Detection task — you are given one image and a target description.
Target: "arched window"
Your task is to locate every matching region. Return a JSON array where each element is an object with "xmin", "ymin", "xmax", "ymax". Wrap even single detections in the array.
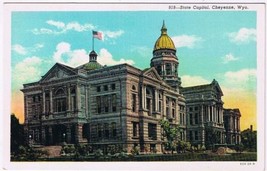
[
  {"xmin": 132, "ymin": 85, "xmax": 136, "ymax": 91},
  {"xmin": 55, "ymin": 88, "xmax": 66, "ymax": 112}
]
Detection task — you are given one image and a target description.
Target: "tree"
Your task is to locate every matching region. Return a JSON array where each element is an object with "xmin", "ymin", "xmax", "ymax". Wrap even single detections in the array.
[
  {"xmin": 204, "ymin": 127, "xmax": 221, "ymax": 150},
  {"xmin": 241, "ymin": 128, "xmax": 257, "ymax": 152},
  {"xmin": 159, "ymin": 120, "xmax": 179, "ymax": 154},
  {"xmin": 11, "ymin": 114, "xmax": 25, "ymax": 154}
]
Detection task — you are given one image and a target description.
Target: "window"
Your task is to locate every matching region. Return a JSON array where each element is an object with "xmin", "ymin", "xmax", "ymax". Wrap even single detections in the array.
[
  {"xmin": 133, "ymin": 122, "xmax": 138, "ymax": 137},
  {"xmin": 104, "ymin": 85, "xmax": 108, "ymax": 91},
  {"xmin": 96, "ymin": 96, "xmax": 101, "ymax": 114},
  {"xmin": 195, "ymin": 131, "xmax": 199, "ymax": 141},
  {"xmin": 195, "ymin": 113, "xmax": 199, "ymax": 124},
  {"xmin": 97, "ymin": 86, "xmax": 101, "ymax": 92},
  {"xmin": 71, "ymin": 96, "xmax": 76, "ymax": 111},
  {"xmin": 112, "ymin": 94, "xmax": 117, "ymax": 112},
  {"xmin": 148, "ymin": 123, "xmax": 157, "ymax": 140},
  {"xmin": 131, "ymin": 94, "xmax": 136, "ymax": 112},
  {"xmin": 146, "ymin": 98, "xmax": 151, "ymax": 114},
  {"xmin": 104, "ymin": 95, "xmax": 109, "ymax": 113},
  {"xmin": 172, "ymin": 109, "xmax": 175, "ymax": 118},
  {"xmin": 180, "ymin": 113, "xmax": 183, "ymax": 125},
  {"xmin": 156, "ymin": 65, "xmax": 162, "ymax": 75},
  {"xmin": 189, "ymin": 131, "xmax": 193, "ymax": 141},
  {"xmin": 132, "ymin": 85, "xmax": 136, "ymax": 91},
  {"xmin": 97, "ymin": 124, "xmax": 102, "ymax": 138},
  {"xmin": 111, "ymin": 122, "xmax": 117, "ymax": 137},
  {"xmin": 189, "ymin": 113, "xmax": 193, "ymax": 125},
  {"xmin": 111, "ymin": 84, "xmax": 116, "ymax": 90},
  {"xmin": 104, "ymin": 123, "xmax": 109, "ymax": 139},
  {"xmin": 166, "ymin": 63, "xmax": 171, "ymax": 75},
  {"xmin": 33, "ymin": 96, "xmax": 36, "ymax": 102},
  {"xmin": 159, "ymin": 101, "xmax": 162, "ymax": 112},
  {"xmin": 45, "ymin": 100, "xmax": 50, "ymax": 113},
  {"xmin": 55, "ymin": 98, "xmax": 66, "ymax": 112},
  {"xmin": 189, "ymin": 107, "xmax": 193, "ymax": 112},
  {"xmin": 194, "ymin": 106, "xmax": 198, "ymax": 111},
  {"xmin": 166, "ymin": 107, "xmax": 169, "ymax": 118}
]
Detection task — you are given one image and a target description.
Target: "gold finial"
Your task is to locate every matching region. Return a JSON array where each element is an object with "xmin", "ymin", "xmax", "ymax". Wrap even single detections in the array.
[{"xmin": 161, "ymin": 20, "xmax": 167, "ymax": 34}]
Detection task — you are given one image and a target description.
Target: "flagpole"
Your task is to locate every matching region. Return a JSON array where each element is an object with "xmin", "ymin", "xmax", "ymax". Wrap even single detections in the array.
[{"xmin": 92, "ymin": 32, "xmax": 94, "ymax": 51}]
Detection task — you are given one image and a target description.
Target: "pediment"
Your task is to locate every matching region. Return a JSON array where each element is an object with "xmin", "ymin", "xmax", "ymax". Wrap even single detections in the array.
[
  {"xmin": 211, "ymin": 79, "xmax": 224, "ymax": 96},
  {"xmin": 142, "ymin": 67, "xmax": 162, "ymax": 82},
  {"xmin": 40, "ymin": 63, "xmax": 76, "ymax": 82}
]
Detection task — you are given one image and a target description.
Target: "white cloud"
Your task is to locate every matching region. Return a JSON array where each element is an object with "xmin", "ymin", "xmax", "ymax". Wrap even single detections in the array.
[
  {"xmin": 103, "ymin": 30, "xmax": 124, "ymax": 39},
  {"xmin": 131, "ymin": 46, "xmax": 151, "ymax": 58},
  {"xmin": 224, "ymin": 68, "xmax": 256, "ymax": 86},
  {"xmin": 98, "ymin": 48, "xmax": 135, "ymax": 66},
  {"xmin": 32, "ymin": 20, "xmax": 96, "ymax": 35},
  {"xmin": 52, "ymin": 42, "xmax": 134, "ymax": 67},
  {"xmin": 228, "ymin": 28, "xmax": 256, "ymax": 44},
  {"xmin": 222, "ymin": 53, "xmax": 239, "ymax": 64},
  {"xmin": 12, "ymin": 56, "xmax": 42, "ymax": 89},
  {"xmin": 181, "ymin": 75, "xmax": 210, "ymax": 87},
  {"xmin": 12, "ymin": 44, "xmax": 27, "ymax": 55},
  {"xmin": 46, "ymin": 20, "xmax": 65, "ymax": 29},
  {"xmin": 172, "ymin": 35, "xmax": 203, "ymax": 48},
  {"xmin": 12, "ymin": 43, "xmax": 44, "ymax": 55}
]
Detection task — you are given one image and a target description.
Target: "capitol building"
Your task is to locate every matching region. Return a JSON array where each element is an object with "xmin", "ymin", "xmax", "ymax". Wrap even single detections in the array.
[{"xmin": 21, "ymin": 21, "xmax": 241, "ymax": 153}]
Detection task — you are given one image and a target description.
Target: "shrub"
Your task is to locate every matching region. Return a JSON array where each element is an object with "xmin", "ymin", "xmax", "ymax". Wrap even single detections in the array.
[{"xmin": 130, "ymin": 146, "xmax": 140, "ymax": 155}]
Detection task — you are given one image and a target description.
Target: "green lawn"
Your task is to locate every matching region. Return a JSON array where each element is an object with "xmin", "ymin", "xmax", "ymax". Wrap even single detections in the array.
[{"xmin": 13, "ymin": 152, "xmax": 256, "ymax": 162}]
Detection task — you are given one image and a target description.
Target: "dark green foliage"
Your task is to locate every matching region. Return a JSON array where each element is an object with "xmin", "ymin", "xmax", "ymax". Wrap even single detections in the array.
[
  {"xmin": 11, "ymin": 114, "xmax": 25, "ymax": 154},
  {"xmin": 241, "ymin": 128, "xmax": 257, "ymax": 152},
  {"xmin": 205, "ymin": 127, "xmax": 221, "ymax": 150},
  {"xmin": 234, "ymin": 143, "xmax": 245, "ymax": 154},
  {"xmin": 11, "ymin": 145, "xmax": 48, "ymax": 161},
  {"xmin": 159, "ymin": 119, "xmax": 179, "ymax": 154}
]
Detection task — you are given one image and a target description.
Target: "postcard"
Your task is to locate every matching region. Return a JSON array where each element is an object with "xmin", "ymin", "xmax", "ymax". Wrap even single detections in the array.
[{"xmin": 1, "ymin": 1, "xmax": 266, "ymax": 171}]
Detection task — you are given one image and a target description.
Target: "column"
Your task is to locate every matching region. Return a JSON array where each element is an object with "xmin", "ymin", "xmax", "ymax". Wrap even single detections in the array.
[
  {"xmin": 49, "ymin": 88, "xmax": 53, "ymax": 113},
  {"xmin": 67, "ymin": 85, "xmax": 71, "ymax": 112},
  {"xmin": 207, "ymin": 105, "xmax": 210, "ymax": 121},
  {"xmin": 42, "ymin": 90, "xmax": 46, "ymax": 114},
  {"xmin": 155, "ymin": 89, "xmax": 158, "ymax": 112},
  {"xmin": 143, "ymin": 85, "xmax": 146, "ymax": 109},
  {"xmin": 200, "ymin": 105, "xmax": 204, "ymax": 124},
  {"xmin": 76, "ymin": 84, "xmax": 81, "ymax": 112}
]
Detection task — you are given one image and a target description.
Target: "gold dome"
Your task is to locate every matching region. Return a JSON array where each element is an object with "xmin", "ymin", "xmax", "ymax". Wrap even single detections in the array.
[{"xmin": 153, "ymin": 21, "xmax": 176, "ymax": 51}]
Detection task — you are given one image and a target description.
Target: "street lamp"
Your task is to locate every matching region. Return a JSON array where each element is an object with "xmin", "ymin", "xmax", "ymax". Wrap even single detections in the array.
[{"xmin": 63, "ymin": 133, "xmax": 66, "ymax": 143}]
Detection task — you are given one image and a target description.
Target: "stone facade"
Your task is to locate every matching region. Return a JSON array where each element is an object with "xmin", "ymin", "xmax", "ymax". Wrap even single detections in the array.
[
  {"xmin": 21, "ymin": 21, "xmax": 241, "ymax": 153},
  {"xmin": 181, "ymin": 80, "xmax": 225, "ymax": 147},
  {"xmin": 223, "ymin": 109, "xmax": 241, "ymax": 144}
]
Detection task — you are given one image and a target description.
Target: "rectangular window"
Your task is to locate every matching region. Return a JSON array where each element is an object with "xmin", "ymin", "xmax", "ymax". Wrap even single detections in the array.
[
  {"xmin": 111, "ymin": 122, "xmax": 117, "ymax": 137},
  {"xmin": 132, "ymin": 94, "xmax": 136, "ymax": 112},
  {"xmin": 97, "ymin": 86, "xmax": 101, "ymax": 92},
  {"xmin": 148, "ymin": 123, "xmax": 157, "ymax": 140},
  {"xmin": 195, "ymin": 131, "xmax": 199, "ymax": 141},
  {"xmin": 189, "ymin": 107, "xmax": 193, "ymax": 112},
  {"xmin": 190, "ymin": 113, "xmax": 193, "ymax": 125},
  {"xmin": 166, "ymin": 63, "xmax": 171, "ymax": 75},
  {"xmin": 159, "ymin": 101, "xmax": 162, "ymax": 112},
  {"xmin": 146, "ymin": 98, "xmax": 151, "ymax": 114},
  {"xmin": 133, "ymin": 122, "xmax": 138, "ymax": 137},
  {"xmin": 97, "ymin": 124, "xmax": 102, "ymax": 138},
  {"xmin": 104, "ymin": 85, "xmax": 108, "ymax": 91},
  {"xmin": 104, "ymin": 123, "xmax": 109, "ymax": 139},
  {"xmin": 96, "ymin": 96, "xmax": 101, "ymax": 114},
  {"xmin": 112, "ymin": 94, "xmax": 117, "ymax": 112},
  {"xmin": 45, "ymin": 100, "xmax": 50, "ymax": 113},
  {"xmin": 189, "ymin": 131, "xmax": 193, "ymax": 141},
  {"xmin": 111, "ymin": 84, "xmax": 116, "ymax": 90},
  {"xmin": 194, "ymin": 106, "xmax": 198, "ymax": 111},
  {"xmin": 71, "ymin": 96, "xmax": 76, "ymax": 111},
  {"xmin": 55, "ymin": 98, "xmax": 66, "ymax": 112},
  {"xmin": 104, "ymin": 95, "xmax": 109, "ymax": 113},
  {"xmin": 180, "ymin": 113, "xmax": 183, "ymax": 125},
  {"xmin": 195, "ymin": 113, "xmax": 199, "ymax": 124},
  {"xmin": 172, "ymin": 108, "xmax": 175, "ymax": 118}
]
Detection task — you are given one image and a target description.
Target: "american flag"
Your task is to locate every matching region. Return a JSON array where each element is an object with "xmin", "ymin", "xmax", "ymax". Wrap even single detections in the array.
[{"xmin": 92, "ymin": 30, "xmax": 103, "ymax": 40}]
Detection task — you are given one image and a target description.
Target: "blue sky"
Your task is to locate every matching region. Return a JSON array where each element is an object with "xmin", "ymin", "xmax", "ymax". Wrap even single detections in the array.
[{"xmin": 11, "ymin": 11, "xmax": 257, "ymax": 129}]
